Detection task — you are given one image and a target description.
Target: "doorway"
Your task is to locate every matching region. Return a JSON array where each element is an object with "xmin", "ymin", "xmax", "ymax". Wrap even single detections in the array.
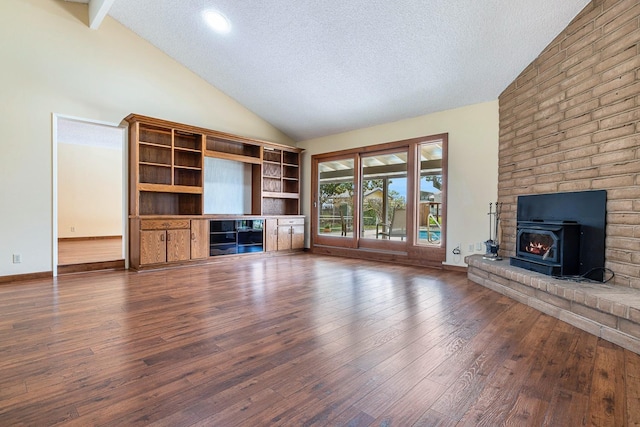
[{"xmin": 53, "ymin": 115, "xmax": 127, "ymax": 275}]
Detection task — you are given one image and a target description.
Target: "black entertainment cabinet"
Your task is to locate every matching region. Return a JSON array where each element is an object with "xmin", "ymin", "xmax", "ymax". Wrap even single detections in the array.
[{"xmin": 209, "ymin": 219, "xmax": 264, "ymax": 256}]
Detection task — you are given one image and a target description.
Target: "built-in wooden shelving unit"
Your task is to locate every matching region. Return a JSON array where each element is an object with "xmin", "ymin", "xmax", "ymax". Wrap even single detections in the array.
[{"xmin": 124, "ymin": 114, "xmax": 304, "ymax": 270}]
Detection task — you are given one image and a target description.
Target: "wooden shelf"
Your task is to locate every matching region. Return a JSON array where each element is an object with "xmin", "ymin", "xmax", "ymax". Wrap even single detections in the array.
[
  {"xmin": 262, "ymin": 191, "xmax": 299, "ymax": 199},
  {"xmin": 138, "ymin": 183, "xmax": 203, "ymax": 194},
  {"xmin": 204, "ymin": 150, "xmax": 262, "ymax": 165},
  {"xmin": 129, "ymin": 119, "xmax": 205, "ymax": 216},
  {"xmin": 260, "ymin": 147, "xmax": 300, "ymax": 214}
]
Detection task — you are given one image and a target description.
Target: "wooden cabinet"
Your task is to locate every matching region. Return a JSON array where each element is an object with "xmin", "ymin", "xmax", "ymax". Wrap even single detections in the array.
[
  {"xmin": 139, "ymin": 228, "xmax": 190, "ymax": 265},
  {"xmin": 166, "ymin": 229, "xmax": 191, "ymax": 262},
  {"xmin": 137, "ymin": 219, "xmax": 191, "ymax": 266},
  {"xmin": 190, "ymin": 219, "xmax": 209, "ymax": 260},
  {"xmin": 266, "ymin": 217, "xmax": 304, "ymax": 251},
  {"xmin": 139, "ymin": 229, "xmax": 167, "ymax": 264},
  {"xmin": 265, "ymin": 218, "xmax": 279, "ymax": 252}
]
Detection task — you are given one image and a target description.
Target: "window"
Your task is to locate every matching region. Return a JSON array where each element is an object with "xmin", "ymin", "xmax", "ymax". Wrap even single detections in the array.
[
  {"xmin": 311, "ymin": 134, "xmax": 447, "ymax": 265},
  {"xmin": 317, "ymin": 157, "xmax": 356, "ymax": 242},
  {"xmin": 416, "ymin": 141, "xmax": 443, "ymax": 246}
]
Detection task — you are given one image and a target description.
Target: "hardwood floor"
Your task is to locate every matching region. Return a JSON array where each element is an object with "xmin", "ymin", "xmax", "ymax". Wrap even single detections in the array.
[
  {"xmin": 1, "ymin": 254, "xmax": 639, "ymax": 426},
  {"xmin": 58, "ymin": 237, "xmax": 123, "ymax": 265}
]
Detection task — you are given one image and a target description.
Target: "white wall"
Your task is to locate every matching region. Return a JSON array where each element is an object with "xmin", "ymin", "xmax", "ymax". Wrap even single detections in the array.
[
  {"xmin": 58, "ymin": 143, "xmax": 123, "ymax": 238},
  {"xmin": 204, "ymin": 158, "xmax": 253, "ymax": 215},
  {"xmin": 297, "ymin": 100, "xmax": 499, "ymax": 267},
  {"xmin": 0, "ymin": 0, "xmax": 293, "ymax": 276}
]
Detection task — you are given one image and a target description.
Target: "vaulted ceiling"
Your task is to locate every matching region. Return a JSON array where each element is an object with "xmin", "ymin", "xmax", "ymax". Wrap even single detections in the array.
[{"xmin": 66, "ymin": 0, "xmax": 591, "ymax": 141}]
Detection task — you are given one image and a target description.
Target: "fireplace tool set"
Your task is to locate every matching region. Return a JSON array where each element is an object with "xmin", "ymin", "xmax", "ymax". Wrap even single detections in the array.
[{"xmin": 484, "ymin": 202, "xmax": 502, "ymax": 261}]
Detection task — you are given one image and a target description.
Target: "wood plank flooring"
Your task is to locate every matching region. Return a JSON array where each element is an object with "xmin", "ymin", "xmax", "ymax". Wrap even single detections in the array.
[
  {"xmin": 1, "ymin": 253, "xmax": 639, "ymax": 426},
  {"xmin": 58, "ymin": 237, "xmax": 123, "ymax": 265}
]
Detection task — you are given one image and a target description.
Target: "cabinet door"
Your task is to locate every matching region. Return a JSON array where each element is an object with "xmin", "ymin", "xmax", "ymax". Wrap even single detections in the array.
[
  {"xmin": 167, "ymin": 229, "xmax": 191, "ymax": 262},
  {"xmin": 291, "ymin": 225, "xmax": 305, "ymax": 250},
  {"xmin": 140, "ymin": 230, "xmax": 167, "ymax": 265},
  {"xmin": 190, "ymin": 219, "xmax": 209, "ymax": 260},
  {"xmin": 265, "ymin": 218, "xmax": 279, "ymax": 252},
  {"xmin": 277, "ymin": 226, "xmax": 292, "ymax": 251}
]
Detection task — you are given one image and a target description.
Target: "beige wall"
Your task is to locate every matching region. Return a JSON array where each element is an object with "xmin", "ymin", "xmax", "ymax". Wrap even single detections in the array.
[
  {"xmin": 58, "ymin": 143, "xmax": 123, "ymax": 238},
  {"xmin": 0, "ymin": 0, "xmax": 293, "ymax": 276},
  {"xmin": 297, "ymin": 100, "xmax": 500, "ymax": 267}
]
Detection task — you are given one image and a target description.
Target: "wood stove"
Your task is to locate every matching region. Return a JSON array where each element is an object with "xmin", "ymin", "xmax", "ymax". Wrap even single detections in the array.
[
  {"xmin": 509, "ymin": 190, "xmax": 606, "ymax": 281},
  {"xmin": 511, "ymin": 220, "xmax": 580, "ymax": 276}
]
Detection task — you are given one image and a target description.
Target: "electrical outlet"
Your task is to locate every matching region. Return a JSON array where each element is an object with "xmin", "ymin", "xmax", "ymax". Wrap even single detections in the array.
[
  {"xmin": 468, "ymin": 243, "xmax": 474, "ymax": 252},
  {"xmin": 71, "ymin": 226, "xmax": 75, "ymax": 232},
  {"xmin": 12, "ymin": 254, "xmax": 21, "ymax": 264},
  {"xmin": 476, "ymin": 242, "xmax": 483, "ymax": 251}
]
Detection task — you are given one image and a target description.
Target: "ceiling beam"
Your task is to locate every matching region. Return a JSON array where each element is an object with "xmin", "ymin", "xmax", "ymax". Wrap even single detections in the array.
[{"xmin": 89, "ymin": 0, "xmax": 115, "ymax": 30}]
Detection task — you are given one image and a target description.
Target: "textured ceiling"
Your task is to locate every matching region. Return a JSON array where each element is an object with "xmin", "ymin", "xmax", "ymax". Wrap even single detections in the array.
[{"xmin": 103, "ymin": 0, "xmax": 591, "ymax": 142}]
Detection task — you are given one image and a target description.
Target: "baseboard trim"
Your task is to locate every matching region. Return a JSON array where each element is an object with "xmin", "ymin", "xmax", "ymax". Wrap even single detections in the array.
[
  {"xmin": 442, "ymin": 263, "xmax": 467, "ymax": 273},
  {"xmin": 0, "ymin": 271, "xmax": 53, "ymax": 284},
  {"xmin": 58, "ymin": 260, "xmax": 125, "ymax": 275},
  {"xmin": 58, "ymin": 235, "xmax": 122, "ymax": 242}
]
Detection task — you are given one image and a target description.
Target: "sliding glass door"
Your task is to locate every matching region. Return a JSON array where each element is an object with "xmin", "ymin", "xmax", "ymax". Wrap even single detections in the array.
[
  {"xmin": 314, "ymin": 156, "xmax": 358, "ymax": 247},
  {"xmin": 416, "ymin": 141, "xmax": 443, "ymax": 246},
  {"xmin": 360, "ymin": 150, "xmax": 408, "ymax": 241},
  {"xmin": 311, "ymin": 134, "xmax": 447, "ymax": 263}
]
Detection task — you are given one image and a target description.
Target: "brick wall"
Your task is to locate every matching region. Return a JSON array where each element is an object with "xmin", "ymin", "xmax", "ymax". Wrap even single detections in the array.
[{"xmin": 498, "ymin": 0, "xmax": 640, "ymax": 288}]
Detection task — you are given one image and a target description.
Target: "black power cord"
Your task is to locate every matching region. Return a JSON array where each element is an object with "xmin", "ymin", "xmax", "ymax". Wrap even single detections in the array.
[{"xmin": 552, "ymin": 267, "xmax": 615, "ymax": 283}]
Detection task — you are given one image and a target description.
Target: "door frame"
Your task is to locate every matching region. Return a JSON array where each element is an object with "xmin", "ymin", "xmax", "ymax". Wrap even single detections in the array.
[{"xmin": 51, "ymin": 113, "xmax": 128, "ymax": 276}]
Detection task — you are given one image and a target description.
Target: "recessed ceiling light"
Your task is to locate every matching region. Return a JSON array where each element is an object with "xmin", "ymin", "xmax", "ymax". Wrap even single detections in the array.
[{"xmin": 203, "ymin": 10, "xmax": 231, "ymax": 34}]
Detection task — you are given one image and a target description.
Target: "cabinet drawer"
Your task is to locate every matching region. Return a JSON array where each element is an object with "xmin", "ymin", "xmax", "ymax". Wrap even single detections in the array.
[
  {"xmin": 141, "ymin": 219, "xmax": 191, "ymax": 230},
  {"xmin": 277, "ymin": 217, "xmax": 304, "ymax": 225}
]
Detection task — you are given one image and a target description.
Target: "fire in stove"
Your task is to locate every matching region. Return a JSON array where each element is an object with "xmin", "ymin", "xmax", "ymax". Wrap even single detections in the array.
[{"xmin": 524, "ymin": 236, "xmax": 554, "ymax": 259}]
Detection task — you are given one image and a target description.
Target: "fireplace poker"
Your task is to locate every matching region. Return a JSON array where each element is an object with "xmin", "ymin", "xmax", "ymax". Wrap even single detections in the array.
[
  {"xmin": 484, "ymin": 201, "xmax": 502, "ymax": 261},
  {"xmin": 488, "ymin": 202, "xmax": 493, "ymax": 243}
]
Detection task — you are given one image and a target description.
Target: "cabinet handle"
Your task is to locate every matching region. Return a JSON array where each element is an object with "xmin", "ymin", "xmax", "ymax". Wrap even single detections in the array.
[
  {"xmin": 274, "ymin": 228, "xmax": 278, "ymax": 235},
  {"xmin": 166, "ymin": 233, "xmax": 171, "ymax": 242},
  {"xmin": 191, "ymin": 232, "xmax": 196, "ymax": 240},
  {"xmin": 160, "ymin": 234, "xmax": 165, "ymax": 242}
]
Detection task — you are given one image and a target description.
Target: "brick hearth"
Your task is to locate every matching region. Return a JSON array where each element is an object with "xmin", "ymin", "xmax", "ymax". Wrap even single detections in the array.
[{"xmin": 466, "ymin": 254, "xmax": 640, "ymax": 354}]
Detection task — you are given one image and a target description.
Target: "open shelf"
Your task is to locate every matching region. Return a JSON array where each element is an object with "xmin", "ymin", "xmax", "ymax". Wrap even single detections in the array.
[
  {"xmin": 139, "ymin": 125, "xmax": 172, "ymax": 146},
  {"xmin": 262, "ymin": 197, "xmax": 299, "ymax": 216},
  {"xmin": 139, "ymin": 143, "xmax": 171, "ymax": 165},
  {"xmin": 174, "ymin": 150, "xmax": 202, "ymax": 169},
  {"xmin": 139, "ymin": 164, "xmax": 172, "ymax": 185},
  {"xmin": 174, "ymin": 131, "xmax": 201, "ymax": 150},
  {"xmin": 206, "ymin": 136, "xmax": 261, "ymax": 159},
  {"xmin": 139, "ymin": 191, "xmax": 202, "ymax": 215}
]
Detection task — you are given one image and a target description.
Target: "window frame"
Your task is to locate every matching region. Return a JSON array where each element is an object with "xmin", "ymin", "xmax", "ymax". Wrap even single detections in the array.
[{"xmin": 311, "ymin": 134, "xmax": 447, "ymax": 263}]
